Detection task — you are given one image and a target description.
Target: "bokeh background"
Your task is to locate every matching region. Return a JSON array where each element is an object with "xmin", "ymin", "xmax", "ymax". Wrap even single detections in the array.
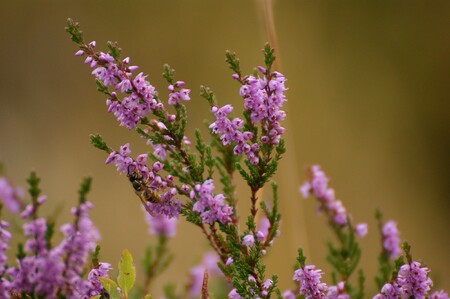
[{"xmin": 0, "ymin": 0, "xmax": 449, "ymax": 296}]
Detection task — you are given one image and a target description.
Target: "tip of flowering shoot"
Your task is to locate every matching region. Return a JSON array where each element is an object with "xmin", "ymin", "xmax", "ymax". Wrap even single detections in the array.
[
  {"xmin": 78, "ymin": 177, "xmax": 92, "ymax": 204},
  {"xmin": 163, "ymin": 64, "xmax": 176, "ymax": 84},
  {"xmin": 225, "ymin": 50, "xmax": 241, "ymax": 77},
  {"xmin": 26, "ymin": 171, "xmax": 41, "ymax": 201},
  {"xmin": 89, "ymin": 134, "xmax": 112, "ymax": 153},
  {"xmin": 65, "ymin": 18, "xmax": 84, "ymax": 44},
  {"xmin": 296, "ymin": 248, "xmax": 307, "ymax": 268},
  {"xmin": 355, "ymin": 223, "xmax": 368, "ymax": 237},
  {"xmin": 262, "ymin": 43, "xmax": 276, "ymax": 70},
  {"xmin": 200, "ymin": 85, "xmax": 216, "ymax": 106},
  {"xmin": 107, "ymin": 41, "xmax": 121, "ymax": 59}
]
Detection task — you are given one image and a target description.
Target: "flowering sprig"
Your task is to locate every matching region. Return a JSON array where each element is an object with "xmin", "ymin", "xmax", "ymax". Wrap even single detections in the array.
[
  {"xmin": 300, "ymin": 166, "xmax": 366, "ymax": 298},
  {"xmin": 374, "ymin": 210, "xmax": 402, "ymax": 289},
  {"xmin": 0, "ymin": 172, "xmax": 103, "ymax": 298},
  {"xmin": 67, "ymin": 19, "xmax": 286, "ymax": 298},
  {"xmin": 293, "ymin": 249, "xmax": 328, "ymax": 299},
  {"xmin": 374, "ymin": 242, "xmax": 434, "ymax": 299}
]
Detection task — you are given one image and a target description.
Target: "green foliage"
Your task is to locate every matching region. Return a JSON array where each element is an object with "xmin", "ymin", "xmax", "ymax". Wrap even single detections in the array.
[
  {"xmin": 99, "ymin": 277, "xmax": 121, "ymax": 299},
  {"xmin": 225, "ymin": 51, "xmax": 241, "ymax": 77},
  {"xmin": 200, "ymin": 85, "xmax": 216, "ymax": 106},
  {"xmin": 181, "ymin": 202, "xmax": 202, "ymax": 225},
  {"xmin": 90, "ymin": 134, "xmax": 112, "ymax": 153},
  {"xmin": 27, "ymin": 171, "xmax": 41, "ymax": 204},
  {"xmin": 92, "ymin": 245, "xmax": 101, "ymax": 268},
  {"xmin": 45, "ymin": 222, "xmax": 55, "ymax": 249},
  {"xmin": 98, "ymin": 250, "xmax": 152, "ymax": 299},
  {"xmin": 296, "ymin": 248, "xmax": 306, "ymax": 268},
  {"xmin": 262, "ymin": 43, "xmax": 275, "ymax": 71},
  {"xmin": 65, "ymin": 18, "xmax": 84, "ymax": 44},
  {"xmin": 96, "ymin": 80, "xmax": 111, "ymax": 95},
  {"xmin": 107, "ymin": 41, "xmax": 122, "ymax": 59},
  {"xmin": 78, "ymin": 177, "xmax": 92, "ymax": 204},
  {"xmin": 163, "ymin": 284, "xmax": 177, "ymax": 299},
  {"xmin": 401, "ymin": 241, "xmax": 412, "ymax": 263},
  {"xmin": 16, "ymin": 243, "xmax": 25, "ymax": 260},
  {"xmin": 163, "ymin": 64, "xmax": 176, "ymax": 84},
  {"xmin": 142, "ymin": 236, "xmax": 174, "ymax": 291},
  {"xmin": 117, "ymin": 249, "xmax": 136, "ymax": 297}
]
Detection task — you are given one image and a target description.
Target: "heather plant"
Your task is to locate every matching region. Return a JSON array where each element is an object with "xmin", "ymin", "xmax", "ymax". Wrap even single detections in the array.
[{"xmin": 0, "ymin": 19, "xmax": 447, "ymax": 299}]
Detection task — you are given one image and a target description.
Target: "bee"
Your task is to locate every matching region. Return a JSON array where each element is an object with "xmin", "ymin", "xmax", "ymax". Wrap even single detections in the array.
[{"xmin": 127, "ymin": 164, "xmax": 161, "ymax": 204}]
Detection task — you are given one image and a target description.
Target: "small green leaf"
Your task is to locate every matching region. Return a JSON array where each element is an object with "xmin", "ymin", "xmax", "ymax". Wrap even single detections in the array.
[
  {"xmin": 118, "ymin": 249, "xmax": 136, "ymax": 296},
  {"xmin": 89, "ymin": 295, "xmax": 101, "ymax": 299},
  {"xmin": 143, "ymin": 295, "xmax": 152, "ymax": 299},
  {"xmin": 99, "ymin": 277, "xmax": 121, "ymax": 299}
]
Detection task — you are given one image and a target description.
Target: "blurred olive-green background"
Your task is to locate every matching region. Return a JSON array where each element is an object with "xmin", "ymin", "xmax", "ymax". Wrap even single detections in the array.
[{"xmin": 1, "ymin": 0, "xmax": 449, "ymax": 296}]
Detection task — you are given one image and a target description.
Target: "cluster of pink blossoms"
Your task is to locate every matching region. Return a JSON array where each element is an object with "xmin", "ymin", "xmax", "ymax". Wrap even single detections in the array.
[
  {"xmin": 189, "ymin": 179, "xmax": 233, "ymax": 225},
  {"xmin": 0, "ymin": 196, "xmax": 101, "ymax": 298},
  {"xmin": 381, "ymin": 220, "xmax": 401, "ymax": 260},
  {"xmin": 238, "ymin": 68, "xmax": 287, "ymax": 145},
  {"xmin": 292, "ymin": 265, "xmax": 350, "ymax": 299},
  {"xmin": 105, "ymin": 143, "xmax": 181, "ymax": 219},
  {"xmin": 76, "ymin": 43, "xmax": 191, "ymax": 130},
  {"xmin": 241, "ymin": 217, "xmax": 273, "ymax": 249},
  {"xmin": 209, "ymin": 68, "xmax": 287, "ymax": 165},
  {"xmin": 293, "ymin": 265, "xmax": 328, "ymax": 299},
  {"xmin": 80, "ymin": 262, "xmax": 111, "ymax": 299},
  {"xmin": 144, "ymin": 210, "xmax": 178, "ymax": 238},
  {"xmin": 77, "ymin": 44, "xmax": 159, "ymax": 129},
  {"xmin": 300, "ymin": 165, "xmax": 367, "ymax": 235},
  {"xmin": 209, "ymin": 104, "xmax": 259, "ymax": 165},
  {"xmin": 228, "ymin": 277, "xmax": 273, "ymax": 299},
  {"xmin": 374, "ymin": 261, "xmax": 434, "ymax": 299},
  {"xmin": 168, "ymin": 81, "xmax": 191, "ymax": 105},
  {"xmin": 0, "ymin": 177, "xmax": 24, "ymax": 214}
]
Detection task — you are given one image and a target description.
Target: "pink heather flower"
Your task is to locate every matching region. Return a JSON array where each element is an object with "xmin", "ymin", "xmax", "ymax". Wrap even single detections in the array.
[
  {"xmin": 262, "ymin": 279, "xmax": 273, "ymax": 296},
  {"xmin": 0, "ymin": 221, "xmax": 11, "ymax": 274},
  {"xmin": 242, "ymin": 234, "xmax": 255, "ymax": 247},
  {"xmin": 381, "ymin": 220, "xmax": 401, "ymax": 259},
  {"xmin": 0, "ymin": 177, "xmax": 24, "ymax": 214},
  {"xmin": 300, "ymin": 166, "xmax": 353, "ymax": 226},
  {"xmin": 228, "ymin": 288, "xmax": 244, "ymax": 299},
  {"xmin": 397, "ymin": 261, "xmax": 432, "ymax": 299},
  {"xmin": 239, "ymin": 70, "xmax": 287, "ymax": 145},
  {"xmin": 55, "ymin": 201, "xmax": 101, "ymax": 297},
  {"xmin": 326, "ymin": 281, "xmax": 349, "ymax": 299},
  {"xmin": 293, "ymin": 264, "xmax": 327, "ymax": 299},
  {"xmin": 373, "ymin": 282, "xmax": 404, "ymax": 299},
  {"xmin": 282, "ymin": 290, "xmax": 296, "ymax": 299},
  {"xmin": 144, "ymin": 211, "xmax": 177, "ymax": 238},
  {"xmin": 209, "ymin": 103, "xmax": 260, "ymax": 165},
  {"xmin": 192, "ymin": 179, "xmax": 233, "ymax": 225},
  {"xmin": 355, "ymin": 223, "xmax": 368, "ymax": 237},
  {"xmin": 80, "ymin": 262, "xmax": 112, "ymax": 299},
  {"xmin": 429, "ymin": 290, "xmax": 450, "ymax": 299},
  {"xmin": 257, "ymin": 217, "xmax": 270, "ymax": 241},
  {"xmin": 23, "ymin": 218, "xmax": 48, "ymax": 255},
  {"xmin": 225, "ymin": 257, "xmax": 233, "ymax": 266},
  {"xmin": 168, "ymin": 81, "xmax": 191, "ymax": 105},
  {"xmin": 78, "ymin": 47, "xmax": 160, "ymax": 129},
  {"xmin": 299, "ymin": 181, "xmax": 311, "ymax": 199}
]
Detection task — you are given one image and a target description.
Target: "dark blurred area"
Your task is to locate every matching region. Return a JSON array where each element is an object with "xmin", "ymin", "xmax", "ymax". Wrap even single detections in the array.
[{"xmin": 0, "ymin": 0, "xmax": 448, "ymax": 296}]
